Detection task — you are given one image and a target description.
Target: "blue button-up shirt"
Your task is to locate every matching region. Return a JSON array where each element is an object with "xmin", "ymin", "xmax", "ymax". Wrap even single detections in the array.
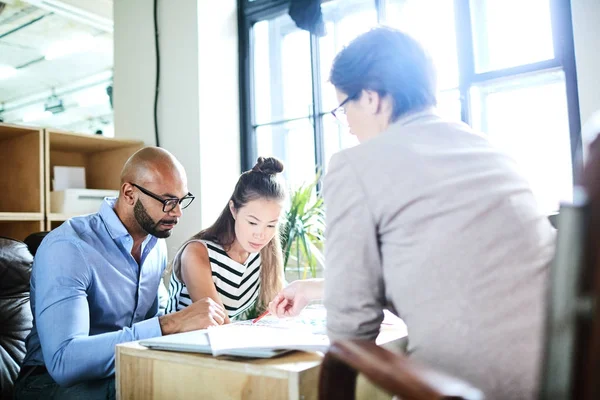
[{"xmin": 22, "ymin": 197, "xmax": 167, "ymax": 387}]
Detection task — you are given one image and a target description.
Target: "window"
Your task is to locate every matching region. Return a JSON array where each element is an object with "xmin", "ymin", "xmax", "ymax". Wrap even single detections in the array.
[
  {"xmin": 255, "ymin": 119, "xmax": 316, "ymax": 190},
  {"xmin": 240, "ymin": 0, "xmax": 580, "ymax": 212},
  {"xmin": 386, "ymin": 0, "xmax": 459, "ymax": 90},
  {"xmin": 319, "ymin": 1, "xmax": 378, "ymax": 113},
  {"xmin": 463, "ymin": 0, "xmax": 576, "ymax": 213},
  {"xmin": 253, "ymin": 14, "xmax": 312, "ymax": 125},
  {"xmin": 319, "ymin": 1, "xmax": 377, "ymax": 171},
  {"xmin": 469, "ymin": 0, "xmax": 555, "ymax": 72},
  {"xmin": 471, "ymin": 71, "xmax": 573, "ymax": 213},
  {"xmin": 250, "ymin": 13, "xmax": 315, "ymax": 188}
]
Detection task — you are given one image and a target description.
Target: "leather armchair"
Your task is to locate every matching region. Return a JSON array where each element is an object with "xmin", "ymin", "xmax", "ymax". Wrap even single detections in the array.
[{"xmin": 0, "ymin": 237, "xmax": 34, "ymax": 399}]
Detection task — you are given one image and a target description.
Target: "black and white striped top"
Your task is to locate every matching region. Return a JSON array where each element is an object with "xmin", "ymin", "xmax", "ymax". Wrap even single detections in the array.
[{"xmin": 165, "ymin": 239, "xmax": 261, "ymax": 321}]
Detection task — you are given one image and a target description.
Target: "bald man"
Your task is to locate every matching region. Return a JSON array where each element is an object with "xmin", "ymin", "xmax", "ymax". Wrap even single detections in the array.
[{"xmin": 15, "ymin": 147, "xmax": 226, "ymax": 400}]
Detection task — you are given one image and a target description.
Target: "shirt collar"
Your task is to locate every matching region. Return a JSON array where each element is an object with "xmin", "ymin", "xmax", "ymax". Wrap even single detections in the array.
[
  {"xmin": 99, "ymin": 197, "xmax": 131, "ymax": 240},
  {"xmin": 99, "ymin": 197, "xmax": 159, "ymax": 261},
  {"xmin": 394, "ymin": 107, "xmax": 440, "ymax": 127}
]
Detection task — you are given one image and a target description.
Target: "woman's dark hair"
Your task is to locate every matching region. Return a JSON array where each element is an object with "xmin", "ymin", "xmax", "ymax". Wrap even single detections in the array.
[
  {"xmin": 174, "ymin": 156, "xmax": 286, "ymax": 310},
  {"xmin": 330, "ymin": 26, "xmax": 437, "ymax": 121},
  {"xmin": 198, "ymin": 156, "xmax": 286, "ymax": 247}
]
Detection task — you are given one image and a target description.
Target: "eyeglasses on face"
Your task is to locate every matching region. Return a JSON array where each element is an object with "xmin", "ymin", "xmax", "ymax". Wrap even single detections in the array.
[
  {"xmin": 131, "ymin": 183, "xmax": 195, "ymax": 213},
  {"xmin": 331, "ymin": 92, "xmax": 359, "ymax": 125}
]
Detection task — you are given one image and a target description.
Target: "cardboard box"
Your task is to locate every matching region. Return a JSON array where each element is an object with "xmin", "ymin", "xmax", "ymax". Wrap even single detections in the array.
[{"xmin": 50, "ymin": 189, "xmax": 118, "ymax": 215}]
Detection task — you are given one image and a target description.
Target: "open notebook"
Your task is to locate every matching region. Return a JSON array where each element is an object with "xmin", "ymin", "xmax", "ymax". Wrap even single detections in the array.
[
  {"xmin": 139, "ymin": 306, "xmax": 405, "ymax": 358},
  {"xmin": 140, "ymin": 306, "xmax": 330, "ymax": 358},
  {"xmin": 207, "ymin": 323, "xmax": 329, "ymax": 357},
  {"xmin": 138, "ymin": 327, "xmax": 309, "ymax": 358}
]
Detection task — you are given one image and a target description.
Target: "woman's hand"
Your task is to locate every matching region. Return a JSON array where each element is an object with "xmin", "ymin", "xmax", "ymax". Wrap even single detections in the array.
[{"xmin": 268, "ymin": 279, "xmax": 324, "ymax": 318}]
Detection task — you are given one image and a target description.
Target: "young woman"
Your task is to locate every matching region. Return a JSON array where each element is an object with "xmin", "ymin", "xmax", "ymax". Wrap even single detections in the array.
[{"xmin": 166, "ymin": 157, "xmax": 286, "ymax": 322}]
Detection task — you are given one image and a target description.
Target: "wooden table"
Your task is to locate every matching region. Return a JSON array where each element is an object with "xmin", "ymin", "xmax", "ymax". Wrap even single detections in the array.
[{"xmin": 116, "ymin": 324, "xmax": 407, "ymax": 400}]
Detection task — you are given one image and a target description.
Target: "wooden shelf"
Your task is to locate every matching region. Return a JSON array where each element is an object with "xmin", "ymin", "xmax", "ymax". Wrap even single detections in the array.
[
  {"xmin": 0, "ymin": 123, "xmax": 44, "ymax": 214},
  {"xmin": 0, "ymin": 212, "xmax": 44, "ymax": 221},
  {"xmin": 45, "ymin": 129, "xmax": 144, "ymax": 220},
  {"xmin": 48, "ymin": 213, "xmax": 81, "ymax": 221},
  {"xmin": 0, "ymin": 220, "xmax": 45, "ymax": 241},
  {"xmin": 47, "ymin": 129, "xmax": 143, "ymax": 153},
  {"xmin": 0, "ymin": 123, "xmax": 145, "ymax": 239},
  {"xmin": 0, "ymin": 122, "xmax": 43, "ymax": 140}
]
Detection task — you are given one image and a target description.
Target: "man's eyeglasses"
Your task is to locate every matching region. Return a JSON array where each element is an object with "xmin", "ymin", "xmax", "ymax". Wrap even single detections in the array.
[
  {"xmin": 331, "ymin": 92, "xmax": 359, "ymax": 125},
  {"xmin": 131, "ymin": 183, "xmax": 195, "ymax": 213}
]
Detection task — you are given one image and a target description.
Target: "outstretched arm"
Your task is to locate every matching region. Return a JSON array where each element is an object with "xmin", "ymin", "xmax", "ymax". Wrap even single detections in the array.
[
  {"xmin": 268, "ymin": 278, "xmax": 324, "ymax": 317},
  {"xmin": 322, "ymin": 152, "xmax": 386, "ymax": 341}
]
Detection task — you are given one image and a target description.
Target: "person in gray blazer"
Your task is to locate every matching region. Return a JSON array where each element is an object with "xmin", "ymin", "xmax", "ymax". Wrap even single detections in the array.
[{"xmin": 269, "ymin": 27, "xmax": 556, "ymax": 400}]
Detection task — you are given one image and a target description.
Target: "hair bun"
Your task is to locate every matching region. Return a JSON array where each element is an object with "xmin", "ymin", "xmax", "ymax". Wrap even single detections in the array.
[{"xmin": 252, "ymin": 156, "xmax": 284, "ymax": 175}]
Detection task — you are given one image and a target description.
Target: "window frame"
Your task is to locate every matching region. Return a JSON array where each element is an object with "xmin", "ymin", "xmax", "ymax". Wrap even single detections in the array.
[{"xmin": 238, "ymin": 0, "xmax": 581, "ymax": 190}]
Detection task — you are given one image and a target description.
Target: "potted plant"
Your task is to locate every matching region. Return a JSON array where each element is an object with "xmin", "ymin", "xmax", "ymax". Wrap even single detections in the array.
[{"xmin": 280, "ymin": 173, "xmax": 325, "ymax": 280}]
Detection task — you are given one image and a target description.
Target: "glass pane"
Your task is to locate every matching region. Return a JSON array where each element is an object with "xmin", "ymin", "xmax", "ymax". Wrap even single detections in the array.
[
  {"xmin": 252, "ymin": 14, "xmax": 312, "ymax": 125},
  {"xmin": 323, "ymin": 114, "xmax": 360, "ymax": 172},
  {"xmin": 255, "ymin": 119, "xmax": 317, "ymax": 190},
  {"xmin": 470, "ymin": 0, "xmax": 554, "ymax": 72},
  {"xmin": 470, "ymin": 71, "xmax": 572, "ymax": 214},
  {"xmin": 385, "ymin": 0, "xmax": 459, "ymax": 90},
  {"xmin": 437, "ymin": 89, "xmax": 462, "ymax": 122},
  {"xmin": 319, "ymin": 0, "xmax": 378, "ymax": 113}
]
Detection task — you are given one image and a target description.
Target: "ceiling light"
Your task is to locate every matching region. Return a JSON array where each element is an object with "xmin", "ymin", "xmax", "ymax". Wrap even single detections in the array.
[
  {"xmin": 44, "ymin": 34, "xmax": 95, "ymax": 61},
  {"xmin": 0, "ymin": 65, "xmax": 17, "ymax": 80},
  {"xmin": 44, "ymin": 95, "xmax": 65, "ymax": 114},
  {"xmin": 23, "ymin": 110, "xmax": 52, "ymax": 123}
]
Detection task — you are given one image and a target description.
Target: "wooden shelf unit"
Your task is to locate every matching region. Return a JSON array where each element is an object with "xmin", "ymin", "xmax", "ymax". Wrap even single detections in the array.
[
  {"xmin": 0, "ymin": 212, "xmax": 44, "ymax": 221},
  {"xmin": 0, "ymin": 123, "xmax": 145, "ymax": 240},
  {"xmin": 0, "ymin": 123, "xmax": 45, "ymax": 240},
  {"xmin": 45, "ymin": 129, "xmax": 144, "ymax": 230},
  {"xmin": 47, "ymin": 213, "xmax": 76, "ymax": 222}
]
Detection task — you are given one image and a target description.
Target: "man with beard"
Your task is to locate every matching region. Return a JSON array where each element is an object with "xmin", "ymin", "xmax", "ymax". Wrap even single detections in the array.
[{"xmin": 14, "ymin": 147, "xmax": 226, "ymax": 400}]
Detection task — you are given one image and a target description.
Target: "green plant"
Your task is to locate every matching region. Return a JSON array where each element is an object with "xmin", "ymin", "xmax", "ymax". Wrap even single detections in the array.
[{"xmin": 280, "ymin": 173, "xmax": 325, "ymax": 279}]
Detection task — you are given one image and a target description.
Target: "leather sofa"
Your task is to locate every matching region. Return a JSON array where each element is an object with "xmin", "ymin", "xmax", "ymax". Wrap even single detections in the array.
[{"xmin": 0, "ymin": 237, "xmax": 34, "ymax": 399}]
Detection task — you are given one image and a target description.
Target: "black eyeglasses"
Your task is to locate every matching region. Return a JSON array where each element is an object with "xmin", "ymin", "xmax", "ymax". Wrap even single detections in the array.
[
  {"xmin": 131, "ymin": 183, "xmax": 195, "ymax": 213},
  {"xmin": 331, "ymin": 92, "xmax": 359, "ymax": 125}
]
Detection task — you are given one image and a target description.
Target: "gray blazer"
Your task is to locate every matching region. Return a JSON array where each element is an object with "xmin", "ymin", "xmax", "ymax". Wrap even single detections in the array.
[{"xmin": 323, "ymin": 109, "xmax": 556, "ymax": 400}]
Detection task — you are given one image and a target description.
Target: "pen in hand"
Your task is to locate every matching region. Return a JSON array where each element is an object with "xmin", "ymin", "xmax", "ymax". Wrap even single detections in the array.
[{"xmin": 252, "ymin": 310, "xmax": 270, "ymax": 324}]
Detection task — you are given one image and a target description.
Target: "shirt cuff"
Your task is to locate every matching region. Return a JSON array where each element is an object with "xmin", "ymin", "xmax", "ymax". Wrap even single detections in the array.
[{"xmin": 134, "ymin": 317, "xmax": 163, "ymax": 340}]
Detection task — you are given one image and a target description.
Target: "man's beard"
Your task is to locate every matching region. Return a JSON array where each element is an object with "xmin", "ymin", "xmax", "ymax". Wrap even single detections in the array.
[{"xmin": 134, "ymin": 200, "xmax": 177, "ymax": 238}]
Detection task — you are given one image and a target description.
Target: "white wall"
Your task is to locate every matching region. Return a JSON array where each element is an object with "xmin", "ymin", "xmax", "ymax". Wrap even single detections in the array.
[
  {"xmin": 113, "ymin": 0, "xmax": 240, "ymax": 256},
  {"xmin": 113, "ymin": 0, "xmax": 155, "ymax": 145},
  {"xmin": 197, "ymin": 0, "xmax": 242, "ymax": 227}
]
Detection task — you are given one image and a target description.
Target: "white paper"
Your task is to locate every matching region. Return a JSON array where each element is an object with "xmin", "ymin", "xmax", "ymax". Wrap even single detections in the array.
[
  {"xmin": 53, "ymin": 166, "xmax": 86, "ymax": 191},
  {"xmin": 207, "ymin": 324, "xmax": 330, "ymax": 357},
  {"xmin": 139, "ymin": 329, "xmax": 212, "ymax": 353},
  {"xmin": 235, "ymin": 306, "xmax": 328, "ymax": 335},
  {"xmin": 140, "ymin": 305, "xmax": 407, "ymax": 358}
]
